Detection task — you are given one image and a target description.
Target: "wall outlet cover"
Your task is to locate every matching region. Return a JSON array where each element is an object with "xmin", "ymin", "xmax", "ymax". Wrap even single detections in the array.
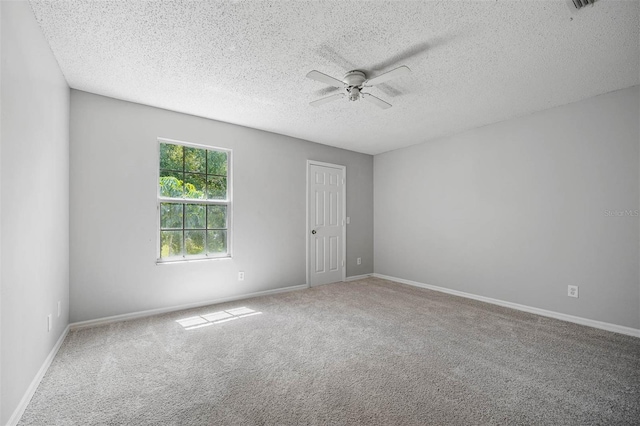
[
  {"xmin": 238, "ymin": 271, "xmax": 245, "ymax": 281},
  {"xmin": 568, "ymin": 285, "xmax": 579, "ymax": 298}
]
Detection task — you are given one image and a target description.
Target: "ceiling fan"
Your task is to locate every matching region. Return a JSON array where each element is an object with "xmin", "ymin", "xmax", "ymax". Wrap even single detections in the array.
[{"xmin": 306, "ymin": 66, "xmax": 411, "ymax": 109}]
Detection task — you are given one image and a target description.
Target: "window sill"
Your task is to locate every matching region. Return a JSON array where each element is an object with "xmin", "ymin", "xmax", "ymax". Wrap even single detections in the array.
[{"xmin": 156, "ymin": 255, "xmax": 232, "ymax": 265}]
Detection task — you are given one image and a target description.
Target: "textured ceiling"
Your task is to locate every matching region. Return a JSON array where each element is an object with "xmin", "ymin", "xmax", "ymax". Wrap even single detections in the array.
[{"xmin": 30, "ymin": 0, "xmax": 639, "ymax": 155}]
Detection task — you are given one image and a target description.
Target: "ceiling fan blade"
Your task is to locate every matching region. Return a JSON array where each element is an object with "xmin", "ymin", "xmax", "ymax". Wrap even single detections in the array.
[
  {"xmin": 309, "ymin": 93, "xmax": 345, "ymax": 107},
  {"xmin": 364, "ymin": 65, "xmax": 411, "ymax": 86},
  {"xmin": 362, "ymin": 93, "xmax": 392, "ymax": 109},
  {"xmin": 306, "ymin": 70, "xmax": 345, "ymax": 88}
]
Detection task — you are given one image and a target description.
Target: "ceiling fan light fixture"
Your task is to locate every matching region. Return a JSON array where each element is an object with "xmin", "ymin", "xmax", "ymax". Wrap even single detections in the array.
[{"xmin": 348, "ymin": 87, "xmax": 361, "ymax": 102}]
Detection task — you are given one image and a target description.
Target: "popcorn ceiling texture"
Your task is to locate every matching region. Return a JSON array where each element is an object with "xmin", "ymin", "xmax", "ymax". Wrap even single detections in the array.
[{"xmin": 29, "ymin": 0, "xmax": 639, "ymax": 155}]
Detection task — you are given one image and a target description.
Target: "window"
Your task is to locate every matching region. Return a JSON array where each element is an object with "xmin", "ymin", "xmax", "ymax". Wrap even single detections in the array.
[{"xmin": 157, "ymin": 139, "xmax": 231, "ymax": 261}]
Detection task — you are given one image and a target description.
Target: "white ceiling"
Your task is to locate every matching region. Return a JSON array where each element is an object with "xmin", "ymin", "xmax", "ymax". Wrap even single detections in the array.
[{"xmin": 29, "ymin": 0, "xmax": 639, "ymax": 155}]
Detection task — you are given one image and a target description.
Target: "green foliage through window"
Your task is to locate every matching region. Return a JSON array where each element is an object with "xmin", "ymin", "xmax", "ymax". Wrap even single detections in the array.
[{"xmin": 158, "ymin": 141, "xmax": 229, "ymax": 260}]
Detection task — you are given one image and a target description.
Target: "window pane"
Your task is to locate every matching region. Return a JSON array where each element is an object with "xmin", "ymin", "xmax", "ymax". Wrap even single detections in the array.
[
  {"xmin": 207, "ymin": 230, "xmax": 227, "ymax": 254},
  {"xmin": 185, "ymin": 204, "xmax": 205, "ymax": 229},
  {"xmin": 184, "ymin": 173, "xmax": 206, "ymax": 199},
  {"xmin": 158, "ymin": 142, "xmax": 231, "ymax": 261},
  {"xmin": 207, "ymin": 205, "xmax": 227, "ymax": 229},
  {"xmin": 160, "ymin": 143, "xmax": 183, "ymax": 171},
  {"xmin": 207, "ymin": 150, "xmax": 227, "ymax": 176},
  {"xmin": 185, "ymin": 230, "xmax": 206, "ymax": 255},
  {"xmin": 159, "ymin": 171, "xmax": 184, "ymax": 198},
  {"xmin": 185, "ymin": 147, "xmax": 206, "ymax": 173},
  {"xmin": 161, "ymin": 231, "xmax": 183, "ymax": 258},
  {"xmin": 207, "ymin": 176, "xmax": 227, "ymax": 200},
  {"xmin": 161, "ymin": 203, "xmax": 183, "ymax": 229}
]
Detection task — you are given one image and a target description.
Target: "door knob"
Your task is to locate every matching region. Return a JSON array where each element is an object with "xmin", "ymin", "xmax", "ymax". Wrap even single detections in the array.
[{"xmin": 311, "ymin": 230, "xmax": 317, "ymax": 234}]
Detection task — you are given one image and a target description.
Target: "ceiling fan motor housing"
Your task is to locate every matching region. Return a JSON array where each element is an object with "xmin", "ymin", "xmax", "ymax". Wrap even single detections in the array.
[{"xmin": 343, "ymin": 70, "xmax": 366, "ymax": 87}]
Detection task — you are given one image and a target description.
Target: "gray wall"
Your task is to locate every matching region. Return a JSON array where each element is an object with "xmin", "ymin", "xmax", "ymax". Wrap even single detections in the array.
[
  {"xmin": 374, "ymin": 86, "xmax": 640, "ymax": 329},
  {"xmin": 1, "ymin": 3, "xmax": 3, "ymax": 420},
  {"xmin": 1, "ymin": 1, "xmax": 70, "ymax": 424},
  {"xmin": 70, "ymin": 91, "xmax": 373, "ymax": 322}
]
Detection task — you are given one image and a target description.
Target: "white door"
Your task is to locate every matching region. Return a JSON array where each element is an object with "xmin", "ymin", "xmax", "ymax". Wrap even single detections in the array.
[{"xmin": 308, "ymin": 162, "xmax": 345, "ymax": 287}]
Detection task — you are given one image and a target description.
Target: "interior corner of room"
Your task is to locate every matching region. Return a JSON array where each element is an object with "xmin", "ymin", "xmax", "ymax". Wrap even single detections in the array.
[{"xmin": 1, "ymin": 0, "xmax": 639, "ymax": 425}]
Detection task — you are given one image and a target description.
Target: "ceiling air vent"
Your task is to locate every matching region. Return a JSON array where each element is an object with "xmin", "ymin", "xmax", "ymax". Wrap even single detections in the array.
[{"xmin": 571, "ymin": 0, "xmax": 597, "ymax": 9}]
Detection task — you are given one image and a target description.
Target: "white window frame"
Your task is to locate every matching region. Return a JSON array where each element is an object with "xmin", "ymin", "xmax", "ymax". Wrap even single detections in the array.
[{"xmin": 156, "ymin": 137, "xmax": 232, "ymax": 263}]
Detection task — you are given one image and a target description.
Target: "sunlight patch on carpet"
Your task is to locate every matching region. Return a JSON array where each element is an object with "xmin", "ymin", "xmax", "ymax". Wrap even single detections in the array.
[{"xmin": 176, "ymin": 307, "xmax": 262, "ymax": 330}]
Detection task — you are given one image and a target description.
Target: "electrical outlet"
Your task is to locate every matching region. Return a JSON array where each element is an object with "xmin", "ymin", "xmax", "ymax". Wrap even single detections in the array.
[
  {"xmin": 47, "ymin": 314, "xmax": 52, "ymax": 332},
  {"xmin": 238, "ymin": 271, "xmax": 245, "ymax": 281},
  {"xmin": 357, "ymin": 257, "xmax": 362, "ymax": 265},
  {"xmin": 57, "ymin": 301, "xmax": 61, "ymax": 318},
  {"xmin": 568, "ymin": 285, "xmax": 579, "ymax": 298}
]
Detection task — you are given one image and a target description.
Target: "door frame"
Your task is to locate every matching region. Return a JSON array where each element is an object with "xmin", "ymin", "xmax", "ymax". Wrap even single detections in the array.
[{"xmin": 306, "ymin": 160, "xmax": 347, "ymax": 287}]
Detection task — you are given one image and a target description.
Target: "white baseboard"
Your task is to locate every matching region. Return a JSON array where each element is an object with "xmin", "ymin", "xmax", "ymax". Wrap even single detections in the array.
[
  {"xmin": 373, "ymin": 273, "xmax": 640, "ymax": 338},
  {"xmin": 6, "ymin": 325, "xmax": 70, "ymax": 426},
  {"xmin": 344, "ymin": 274, "xmax": 372, "ymax": 282},
  {"xmin": 70, "ymin": 284, "xmax": 309, "ymax": 330}
]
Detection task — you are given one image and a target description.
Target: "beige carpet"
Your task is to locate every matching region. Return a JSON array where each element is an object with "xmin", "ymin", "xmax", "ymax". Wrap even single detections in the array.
[{"xmin": 18, "ymin": 278, "xmax": 640, "ymax": 425}]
